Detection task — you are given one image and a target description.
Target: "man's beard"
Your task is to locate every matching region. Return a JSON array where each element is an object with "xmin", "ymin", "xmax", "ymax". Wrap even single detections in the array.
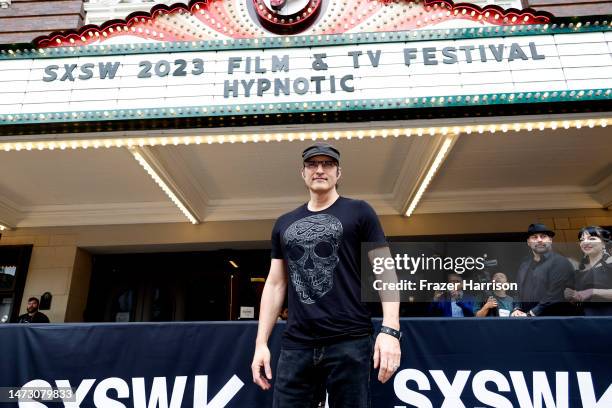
[{"xmin": 531, "ymin": 243, "xmax": 551, "ymax": 254}]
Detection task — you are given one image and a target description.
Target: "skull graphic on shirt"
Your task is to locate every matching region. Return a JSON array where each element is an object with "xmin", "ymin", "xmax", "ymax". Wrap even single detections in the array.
[{"xmin": 284, "ymin": 214, "xmax": 343, "ymax": 304}]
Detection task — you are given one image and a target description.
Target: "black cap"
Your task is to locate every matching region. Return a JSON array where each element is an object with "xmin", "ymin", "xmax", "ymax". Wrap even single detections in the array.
[
  {"xmin": 527, "ymin": 223, "xmax": 555, "ymax": 238},
  {"xmin": 302, "ymin": 142, "xmax": 340, "ymax": 163}
]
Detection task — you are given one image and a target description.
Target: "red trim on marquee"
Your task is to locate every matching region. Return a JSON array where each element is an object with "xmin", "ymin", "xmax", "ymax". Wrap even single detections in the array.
[{"xmin": 34, "ymin": 0, "xmax": 553, "ymax": 48}]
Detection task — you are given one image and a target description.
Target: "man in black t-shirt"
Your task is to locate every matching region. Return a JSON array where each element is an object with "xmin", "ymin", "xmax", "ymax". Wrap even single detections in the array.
[
  {"xmin": 251, "ymin": 143, "xmax": 401, "ymax": 408},
  {"xmin": 17, "ymin": 297, "xmax": 50, "ymax": 323}
]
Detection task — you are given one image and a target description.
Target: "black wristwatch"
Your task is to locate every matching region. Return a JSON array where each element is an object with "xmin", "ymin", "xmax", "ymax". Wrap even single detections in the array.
[{"xmin": 379, "ymin": 325, "xmax": 402, "ymax": 340}]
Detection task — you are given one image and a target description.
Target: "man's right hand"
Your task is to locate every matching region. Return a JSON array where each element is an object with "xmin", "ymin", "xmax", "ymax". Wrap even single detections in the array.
[
  {"xmin": 564, "ymin": 288, "xmax": 578, "ymax": 302},
  {"xmin": 251, "ymin": 344, "xmax": 273, "ymax": 390},
  {"xmin": 484, "ymin": 297, "xmax": 498, "ymax": 310},
  {"xmin": 511, "ymin": 309, "xmax": 527, "ymax": 317}
]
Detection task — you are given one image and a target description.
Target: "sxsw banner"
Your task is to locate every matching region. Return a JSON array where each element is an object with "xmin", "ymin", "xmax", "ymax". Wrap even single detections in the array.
[{"xmin": 1, "ymin": 318, "xmax": 611, "ymax": 407}]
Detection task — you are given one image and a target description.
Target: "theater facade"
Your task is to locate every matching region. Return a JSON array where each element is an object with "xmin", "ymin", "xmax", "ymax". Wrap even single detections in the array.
[{"xmin": 0, "ymin": 0, "xmax": 610, "ymax": 323}]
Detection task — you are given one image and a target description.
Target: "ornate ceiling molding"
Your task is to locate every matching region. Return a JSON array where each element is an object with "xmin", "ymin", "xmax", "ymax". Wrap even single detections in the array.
[
  {"xmin": 418, "ymin": 186, "xmax": 605, "ymax": 214},
  {"xmin": 592, "ymin": 173, "xmax": 612, "ymax": 210},
  {"xmin": 10, "ymin": 183, "xmax": 607, "ymax": 227},
  {"xmin": 0, "ymin": 194, "xmax": 21, "ymax": 228},
  {"xmin": 16, "ymin": 202, "xmax": 185, "ymax": 227}
]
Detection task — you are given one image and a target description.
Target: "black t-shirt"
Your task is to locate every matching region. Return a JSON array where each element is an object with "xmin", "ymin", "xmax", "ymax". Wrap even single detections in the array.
[
  {"xmin": 271, "ymin": 196, "xmax": 386, "ymax": 348},
  {"xmin": 17, "ymin": 312, "xmax": 50, "ymax": 323},
  {"xmin": 574, "ymin": 256, "xmax": 612, "ymax": 316}
]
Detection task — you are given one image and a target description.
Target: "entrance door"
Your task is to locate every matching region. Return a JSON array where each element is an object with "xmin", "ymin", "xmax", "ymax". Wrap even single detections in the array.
[
  {"xmin": 85, "ymin": 249, "xmax": 269, "ymax": 322},
  {"xmin": 0, "ymin": 245, "xmax": 32, "ymax": 323}
]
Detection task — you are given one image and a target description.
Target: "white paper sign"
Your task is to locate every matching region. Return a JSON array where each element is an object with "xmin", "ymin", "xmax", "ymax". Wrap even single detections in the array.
[
  {"xmin": 115, "ymin": 312, "xmax": 130, "ymax": 322},
  {"xmin": 239, "ymin": 306, "xmax": 255, "ymax": 319}
]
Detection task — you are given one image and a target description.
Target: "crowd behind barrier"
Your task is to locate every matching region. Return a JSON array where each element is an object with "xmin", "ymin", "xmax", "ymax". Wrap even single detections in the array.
[
  {"xmin": 10, "ymin": 225, "xmax": 612, "ymax": 324},
  {"xmin": 425, "ymin": 225, "xmax": 612, "ymax": 318}
]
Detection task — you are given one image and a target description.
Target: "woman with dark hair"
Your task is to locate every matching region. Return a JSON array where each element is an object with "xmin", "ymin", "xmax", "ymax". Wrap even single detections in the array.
[{"xmin": 565, "ymin": 226, "xmax": 612, "ymax": 316}]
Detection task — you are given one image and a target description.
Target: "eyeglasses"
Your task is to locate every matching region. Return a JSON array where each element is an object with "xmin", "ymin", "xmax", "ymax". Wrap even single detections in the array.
[{"xmin": 304, "ymin": 160, "xmax": 337, "ymax": 170}]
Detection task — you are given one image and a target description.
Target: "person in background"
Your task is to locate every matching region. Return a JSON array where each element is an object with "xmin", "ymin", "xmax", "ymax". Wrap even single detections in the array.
[
  {"xmin": 476, "ymin": 272, "xmax": 515, "ymax": 317},
  {"xmin": 512, "ymin": 223, "xmax": 574, "ymax": 317},
  {"xmin": 429, "ymin": 273, "xmax": 476, "ymax": 317},
  {"xmin": 17, "ymin": 297, "xmax": 50, "ymax": 323},
  {"xmin": 277, "ymin": 307, "xmax": 289, "ymax": 321},
  {"xmin": 565, "ymin": 226, "xmax": 612, "ymax": 316}
]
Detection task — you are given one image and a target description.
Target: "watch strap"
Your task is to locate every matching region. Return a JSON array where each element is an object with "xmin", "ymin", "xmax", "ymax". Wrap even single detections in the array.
[{"xmin": 380, "ymin": 325, "xmax": 402, "ymax": 340}]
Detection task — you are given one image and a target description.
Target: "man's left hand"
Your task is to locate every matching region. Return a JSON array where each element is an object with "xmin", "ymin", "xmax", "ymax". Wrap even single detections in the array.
[{"xmin": 373, "ymin": 332, "xmax": 401, "ymax": 383}]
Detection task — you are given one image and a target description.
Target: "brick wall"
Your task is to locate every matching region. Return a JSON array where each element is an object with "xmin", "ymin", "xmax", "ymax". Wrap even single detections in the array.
[
  {"xmin": 523, "ymin": 0, "xmax": 612, "ymax": 17},
  {"xmin": 0, "ymin": 0, "xmax": 84, "ymax": 44}
]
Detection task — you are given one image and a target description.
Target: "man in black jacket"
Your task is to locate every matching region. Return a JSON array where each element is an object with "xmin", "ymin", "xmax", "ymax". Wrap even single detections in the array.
[
  {"xmin": 17, "ymin": 297, "xmax": 50, "ymax": 323},
  {"xmin": 512, "ymin": 223, "xmax": 573, "ymax": 317}
]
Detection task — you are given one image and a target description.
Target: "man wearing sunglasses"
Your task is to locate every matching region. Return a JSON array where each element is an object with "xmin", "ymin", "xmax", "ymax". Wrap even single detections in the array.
[{"xmin": 251, "ymin": 142, "xmax": 401, "ymax": 407}]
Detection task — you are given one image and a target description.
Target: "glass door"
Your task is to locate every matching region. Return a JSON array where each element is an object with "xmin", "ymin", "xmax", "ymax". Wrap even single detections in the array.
[{"xmin": 0, "ymin": 245, "xmax": 33, "ymax": 323}]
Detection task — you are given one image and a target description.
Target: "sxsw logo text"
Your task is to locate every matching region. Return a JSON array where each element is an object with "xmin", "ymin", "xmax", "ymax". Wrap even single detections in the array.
[
  {"xmin": 18, "ymin": 375, "xmax": 243, "ymax": 408},
  {"xmin": 394, "ymin": 369, "xmax": 612, "ymax": 408}
]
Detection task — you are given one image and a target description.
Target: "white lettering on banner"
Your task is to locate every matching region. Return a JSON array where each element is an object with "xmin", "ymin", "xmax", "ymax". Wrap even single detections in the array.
[
  {"xmin": 14, "ymin": 371, "xmax": 612, "ymax": 407},
  {"xmin": 393, "ymin": 369, "xmax": 612, "ymax": 408},
  {"xmin": 394, "ymin": 369, "xmax": 433, "ymax": 408},
  {"xmin": 193, "ymin": 375, "xmax": 244, "ymax": 408},
  {"xmin": 577, "ymin": 372, "xmax": 612, "ymax": 408},
  {"xmin": 93, "ymin": 378, "xmax": 130, "ymax": 408},
  {"xmin": 16, "ymin": 379, "xmax": 52, "ymax": 408},
  {"xmin": 471, "ymin": 370, "xmax": 513, "ymax": 408},
  {"xmin": 17, "ymin": 375, "xmax": 244, "ymax": 408},
  {"xmin": 55, "ymin": 379, "xmax": 95, "ymax": 408},
  {"xmin": 0, "ymin": 32, "xmax": 610, "ymax": 116},
  {"xmin": 429, "ymin": 370, "xmax": 470, "ymax": 408},
  {"xmin": 510, "ymin": 371, "xmax": 568, "ymax": 408},
  {"xmin": 132, "ymin": 376, "xmax": 187, "ymax": 408}
]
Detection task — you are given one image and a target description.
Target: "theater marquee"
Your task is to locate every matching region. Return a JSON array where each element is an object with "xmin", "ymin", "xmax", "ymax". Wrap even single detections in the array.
[
  {"xmin": 0, "ymin": 0, "xmax": 610, "ymax": 125},
  {"xmin": 39, "ymin": 39, "xmax": 547, "ymax": 98}
]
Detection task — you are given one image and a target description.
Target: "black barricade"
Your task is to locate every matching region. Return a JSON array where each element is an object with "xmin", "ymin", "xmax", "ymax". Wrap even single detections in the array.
[{"xmin": 1, "ymin": 318, "xmax": 611, "ymax": 407}]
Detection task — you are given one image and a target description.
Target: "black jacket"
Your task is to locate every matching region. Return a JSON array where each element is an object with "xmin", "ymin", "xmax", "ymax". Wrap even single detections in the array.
[
  {"xmin": 17, "ymin": 312, "xmax": 50, "ymax": 323},
  {"xmin": 515, "ymin": 251, "xmax": 574, "ymax": 316}
]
